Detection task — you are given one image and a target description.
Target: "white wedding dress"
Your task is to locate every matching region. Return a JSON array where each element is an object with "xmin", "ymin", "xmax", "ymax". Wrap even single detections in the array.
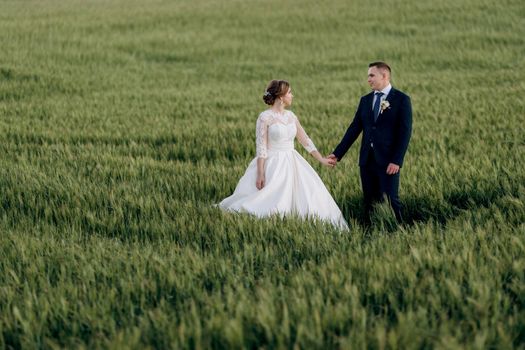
[{"xmin": 219, "ymin": 110, "xmax": 349, "ymax": 230}]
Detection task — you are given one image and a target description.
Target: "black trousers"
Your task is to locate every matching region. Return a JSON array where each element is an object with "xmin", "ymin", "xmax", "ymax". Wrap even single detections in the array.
[{"xmin": 360, "ymin": 151, "xmax": 403, "ymax": 222}]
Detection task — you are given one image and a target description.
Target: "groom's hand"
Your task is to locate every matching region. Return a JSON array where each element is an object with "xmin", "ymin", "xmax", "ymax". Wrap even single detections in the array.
[{"xmin": 386, "ymin": 163, "xmax": 400, "ymax": 175}]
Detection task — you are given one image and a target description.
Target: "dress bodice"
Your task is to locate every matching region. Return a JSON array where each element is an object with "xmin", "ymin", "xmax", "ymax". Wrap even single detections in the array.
[
  {"xmin": 255, "ymin": 110, "xmax": 317, "ymax": 158},
  {"xmin": 267, "ymin": 116, "xmax": 296, "ymax": 151}
]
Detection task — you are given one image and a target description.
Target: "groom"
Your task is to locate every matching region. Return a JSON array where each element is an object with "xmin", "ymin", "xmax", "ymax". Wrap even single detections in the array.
[{"xmin": 328, "ymin": 62, "xmax": 412, "ymax": 223}]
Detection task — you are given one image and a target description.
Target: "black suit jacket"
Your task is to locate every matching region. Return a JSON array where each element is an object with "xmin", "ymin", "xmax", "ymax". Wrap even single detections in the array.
[{"xmin": 333, "ymin": 87, "xmax": 412, "ymax": 167}]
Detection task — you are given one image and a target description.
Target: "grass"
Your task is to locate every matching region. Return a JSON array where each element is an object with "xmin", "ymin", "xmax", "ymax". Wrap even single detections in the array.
[{"xmin": 0, "ymin": 0, "xmax": 524, "ymax": 348}]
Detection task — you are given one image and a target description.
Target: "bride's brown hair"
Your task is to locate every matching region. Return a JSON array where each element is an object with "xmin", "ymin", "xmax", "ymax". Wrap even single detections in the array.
[{"xmin": 262, "ymin": 80, "xmax": 290, "ymax": 105}]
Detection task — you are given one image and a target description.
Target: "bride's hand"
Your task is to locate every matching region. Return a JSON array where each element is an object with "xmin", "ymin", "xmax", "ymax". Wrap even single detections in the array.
[{"xmin": 256, "ymin": 174, "xmax": 265, "ymax": 190}]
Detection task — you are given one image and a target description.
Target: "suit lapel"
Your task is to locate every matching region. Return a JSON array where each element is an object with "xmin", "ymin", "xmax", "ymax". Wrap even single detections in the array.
[{"xmin": 385, "ymin": 87, "xmax": 397, "ymax": 104}]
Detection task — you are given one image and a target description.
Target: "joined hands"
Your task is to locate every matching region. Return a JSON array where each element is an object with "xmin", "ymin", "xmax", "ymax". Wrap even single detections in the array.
[{"xmin": 320, "ymin": 154, "xmax": 338, "ymax": 168}]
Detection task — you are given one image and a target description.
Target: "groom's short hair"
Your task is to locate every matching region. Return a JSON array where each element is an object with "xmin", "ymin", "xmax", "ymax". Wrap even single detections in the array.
[{"xmin": 369, "ymin": 61, "xmax": 391, "ymax": 73}]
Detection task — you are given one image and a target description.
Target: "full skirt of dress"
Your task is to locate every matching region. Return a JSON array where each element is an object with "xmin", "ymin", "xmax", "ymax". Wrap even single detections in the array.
[{"xmin": 219, "ymin": 149, "xmax": 349, "ymax": 230}]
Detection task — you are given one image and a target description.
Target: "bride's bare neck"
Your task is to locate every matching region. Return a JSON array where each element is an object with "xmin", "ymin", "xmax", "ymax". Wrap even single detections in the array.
[{"xmin": 271, "ymin": 105, "xmax": 285, "ymax": 114}]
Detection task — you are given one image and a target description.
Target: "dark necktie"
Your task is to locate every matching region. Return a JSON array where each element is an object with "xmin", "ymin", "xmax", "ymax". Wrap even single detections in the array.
[{"xmin": 373, "ymin": 92, "xmax": 383, "ymax": 122}]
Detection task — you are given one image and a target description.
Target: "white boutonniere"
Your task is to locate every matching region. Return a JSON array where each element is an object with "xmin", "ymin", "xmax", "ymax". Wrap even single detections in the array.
[{"xmin": 380, "ymin": 100, "xmax": 391, "ymax": 114}]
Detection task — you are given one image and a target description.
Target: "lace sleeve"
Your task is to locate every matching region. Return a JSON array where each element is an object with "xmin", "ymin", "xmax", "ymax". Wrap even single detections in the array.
[
  {"xmin": 256, "ymin": 113, "xmax": 271, "ymax": 159},
  {"xmin": 293, "ymin": 112, "xmax": 317, "ymax": 153}
]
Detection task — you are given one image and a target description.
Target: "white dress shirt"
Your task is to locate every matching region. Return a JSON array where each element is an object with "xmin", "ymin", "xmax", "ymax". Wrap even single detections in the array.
[{"xmin": 372, "ymin": 83, "xmax": 392, "ymax": 109}]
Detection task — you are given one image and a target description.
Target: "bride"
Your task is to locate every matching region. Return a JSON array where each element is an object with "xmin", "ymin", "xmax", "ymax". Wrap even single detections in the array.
[{"xmin": 219, "ymin": 80, "xmax": 349, "ymax": 230}]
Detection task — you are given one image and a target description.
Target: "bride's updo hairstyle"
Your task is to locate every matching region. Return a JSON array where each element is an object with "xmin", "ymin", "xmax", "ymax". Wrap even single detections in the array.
[{"xmin": 263, "ymin": 80, "xmax": 290, "ymax": 105}]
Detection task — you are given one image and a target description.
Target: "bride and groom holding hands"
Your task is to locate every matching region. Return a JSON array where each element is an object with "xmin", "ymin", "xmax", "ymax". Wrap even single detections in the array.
[{"xmin": 219, "ymin": 62, "xmax": 412, "ymax": 230}]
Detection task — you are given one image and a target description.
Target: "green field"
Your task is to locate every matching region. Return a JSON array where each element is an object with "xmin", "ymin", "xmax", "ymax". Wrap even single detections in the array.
[{"xmin": 1, "ymin": 0, "xmax": 524, "ymax": 348}]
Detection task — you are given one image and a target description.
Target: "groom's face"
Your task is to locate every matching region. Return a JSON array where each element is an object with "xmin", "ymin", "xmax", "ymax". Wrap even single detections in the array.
[{"xmin": 367, "ymin": 67, "xmax": 388, "ymax": 91}]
